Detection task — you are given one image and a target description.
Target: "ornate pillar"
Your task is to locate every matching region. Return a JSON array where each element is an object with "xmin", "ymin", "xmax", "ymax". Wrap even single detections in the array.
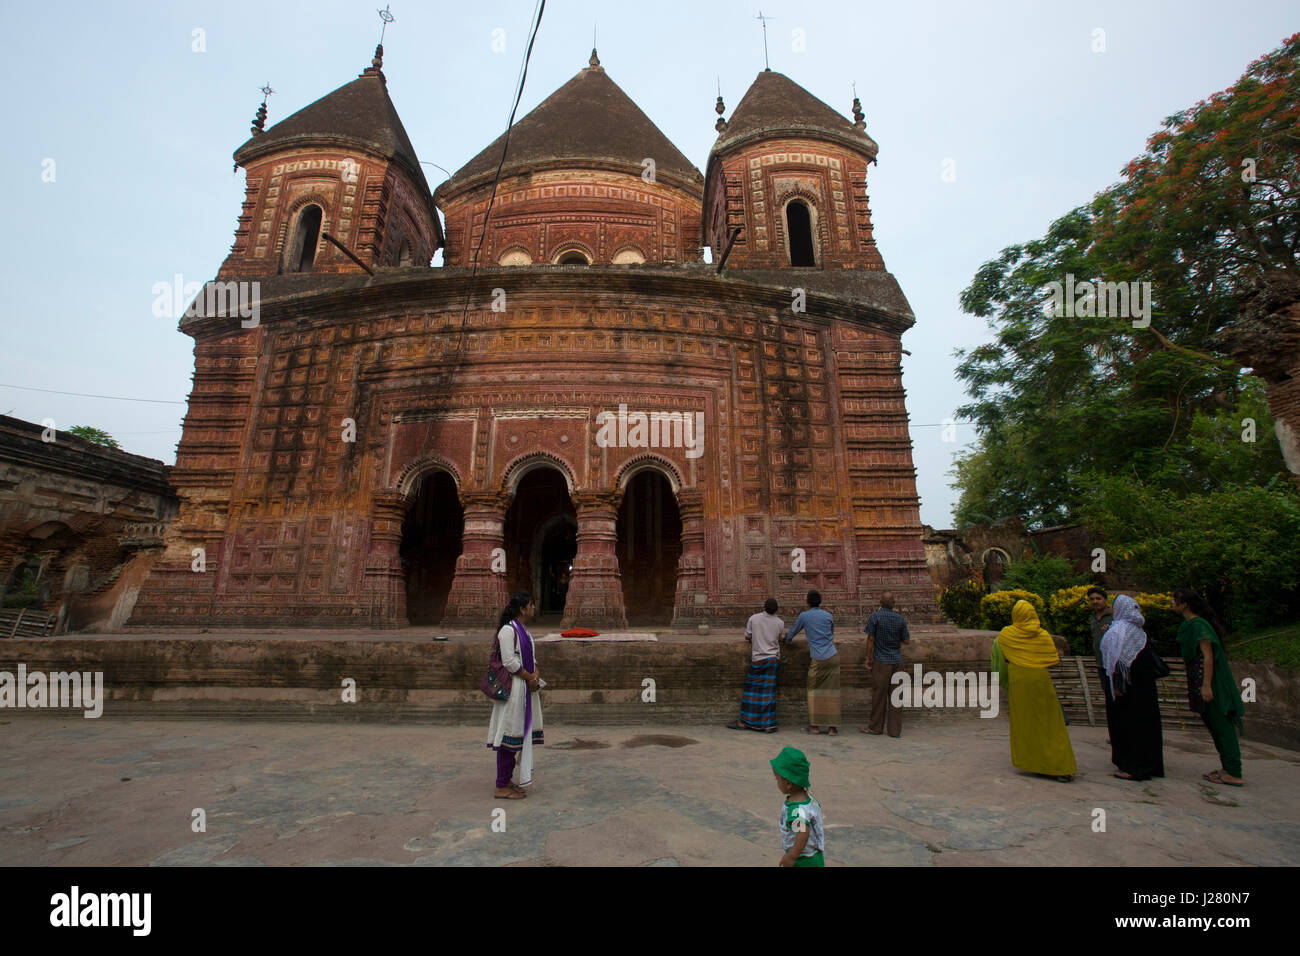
[
  {"xmin": 561, "ymin": 490, "xmax": 628, "ymax": 630},
  {"xmin": 362, "ymin": 490, "xmax": 409, "ymax": 628},
  {"xmin": 440, "ymin": 491, "xmax": 511, "ymax": 628},
  {"xmin": 671, "ymin": 488, "xmax": 707, "ymax": 626}
]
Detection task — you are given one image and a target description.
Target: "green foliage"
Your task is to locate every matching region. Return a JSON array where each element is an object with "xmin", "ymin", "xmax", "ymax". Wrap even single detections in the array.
[
  {"xmin": 979, "ymin": 590, "xmax": 1046, "ymax": 632},
  {"xmin": 67, "ymin": 426, "xmax": 120, "ymax": 449},
  {"xmin": 998, "ymin": 553, "xmax": 1089, "ymax": 599},
  {"xmin": 1079, "ymin": 475, "xmax": 1300, "ymax": 632},
  {"xmin": 2, "ymin": 566, "xmax": 41, "ymax": 609},
  {"xmin": 938, "ymin": 578, "xmax": 987, "ymax": 629},
  {"xmin": 1228, "ymin": 623, "xmax": 1300, "ymax": 671}
]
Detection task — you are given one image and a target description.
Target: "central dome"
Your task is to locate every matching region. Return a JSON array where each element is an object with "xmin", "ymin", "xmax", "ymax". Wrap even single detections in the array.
[
  {"xmin": 435, "ymin": 52, "xmax": 704, "ymax": 267},
  {"xmin": 435, "ymin": 52, "xmax": 703, "ymax": 202}
]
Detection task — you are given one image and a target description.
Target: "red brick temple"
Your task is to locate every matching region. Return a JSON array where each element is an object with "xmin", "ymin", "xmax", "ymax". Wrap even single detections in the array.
[{"xmin": 128, "ymin": 46, "xmax": 941, "ymax": 631}]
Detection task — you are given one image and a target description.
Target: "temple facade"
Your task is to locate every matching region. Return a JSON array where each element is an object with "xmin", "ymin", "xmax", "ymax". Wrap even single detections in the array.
[{"xmin": 128, "ymin": 47, "xmax": 940, "ymax": 630}]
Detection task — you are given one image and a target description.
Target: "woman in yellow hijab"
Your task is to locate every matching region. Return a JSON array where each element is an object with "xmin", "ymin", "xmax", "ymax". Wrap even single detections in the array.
[{"xmin": 991, "ymin": 600, "xmax": 1076, "ymax": 781}]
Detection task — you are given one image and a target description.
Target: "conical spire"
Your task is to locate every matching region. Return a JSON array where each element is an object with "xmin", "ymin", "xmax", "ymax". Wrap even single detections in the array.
[
  {"xmin": 233, "ymin": 70, "xmax": 429, "ymax": 193},
  {"xmin": 713, "ymin": 70, "xmax": 877, "ymax": 160}
]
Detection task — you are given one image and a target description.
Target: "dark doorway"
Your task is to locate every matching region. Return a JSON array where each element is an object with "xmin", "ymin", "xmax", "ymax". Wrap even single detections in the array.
[
  {"xmin": 786, "ymin": 200, "xmax": 815, "ymax": 267},
  {"xmin": 984, "ymin": 549, "xmax": 1008, "ymax": 589},
  {"xmin": 289, "ymin": 204, "xmax": 323, "ymax": 273},
  {"xmin": 400, "ymin": 471, "xmax": 463, "ymax": 625},
  {"xmin": 504, "ymin": 468, "xmax": 576, "ymax": 623},
  {"xmin": 616, "ymin": 470, "xmax": 682, "ymax": 625}
]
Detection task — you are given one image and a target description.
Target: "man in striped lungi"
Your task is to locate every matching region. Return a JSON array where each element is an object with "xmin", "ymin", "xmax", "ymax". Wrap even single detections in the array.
[{"xmin": 728, "ymin": 598, "xmax": 784, "ymax": 733}]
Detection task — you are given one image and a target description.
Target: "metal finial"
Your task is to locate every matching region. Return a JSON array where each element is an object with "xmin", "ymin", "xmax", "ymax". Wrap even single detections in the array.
[
  {"xmin": 852, "ymin": 87, "xmax": 865, "ymax": 130},
  {"xmin": 755, "ymin": 10, "xmax": 773, "ymax": 70},
  {"xmin": 369, "ymin": 5, "xmax": 394, "ymax": 71},
  {"xmin": 589, "ymin": 48, "xmax": 601, "ymax": 69},
  {"xmin": 715, "ymin": 85, "xmax": 726, "ymax": 134},
  {"xmin": 251, "ymin": 83, "xmax": 274, "ymax": 135}
]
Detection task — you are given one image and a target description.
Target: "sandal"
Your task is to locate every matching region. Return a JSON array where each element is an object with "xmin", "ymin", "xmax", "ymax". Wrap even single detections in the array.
[
  {"xmin": 494, "ymin": 787, "xmax": 526, "ymax": 799},
  {"xmin": 726, "ymin": 720, "xmax": 745, "ymax": 731},
  {"xmin": 827, "ymin": 727, "xmax": 838, "ymax": 737},
  {"xmin": 1203, "ymin": 771, "xmax": 1243, "ymax": 787},
  {"xmin": 804, "ymin": 726, "xmax": 821, "ymax": 734},
  {"xmin": 1113, "ymin": 772, "xmax": 1137, "ymax": 780}
]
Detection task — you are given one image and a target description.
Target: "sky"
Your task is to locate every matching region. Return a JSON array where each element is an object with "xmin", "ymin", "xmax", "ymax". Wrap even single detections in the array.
[{"xmin": 1, "ymin": 0, "xmax": 1295, "ymax": 527}]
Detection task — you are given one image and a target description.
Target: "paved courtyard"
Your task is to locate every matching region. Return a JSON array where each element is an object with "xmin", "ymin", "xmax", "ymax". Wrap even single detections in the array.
[{"xmin": 1, "ymin": 717, "xmax": 1296, "ymax": 866}]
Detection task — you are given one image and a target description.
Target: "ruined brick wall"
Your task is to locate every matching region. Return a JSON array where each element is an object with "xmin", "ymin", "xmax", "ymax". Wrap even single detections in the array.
[
  {"xmin": 1265, "ymin": 371, "xmax": 1300, "ymax": 490},
  {"xmin": 0, "ymin": 417, "xmax": 176, "ymax": 627}
]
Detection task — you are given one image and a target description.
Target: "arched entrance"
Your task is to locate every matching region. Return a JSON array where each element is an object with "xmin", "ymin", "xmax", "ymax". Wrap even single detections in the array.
[
  {"xmin": 400, "ymin": 470, "xmax": 464, "ymax": 625},
  {"xmin": 982, "ymin": 548, "xmax": 1009, "ymax": 589},
  {"xmin": 504, "ymin": 467, "xmax": 576, "ymax": 622},
  {"xmin": 616, "ymin": 469, "xmax": 682, "ymax": 625}
]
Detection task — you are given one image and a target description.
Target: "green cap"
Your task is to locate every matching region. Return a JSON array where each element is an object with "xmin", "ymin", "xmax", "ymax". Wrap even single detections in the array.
[{"xmin": 769, "ymin": 746, "xmax": 810, "ymax": 788}]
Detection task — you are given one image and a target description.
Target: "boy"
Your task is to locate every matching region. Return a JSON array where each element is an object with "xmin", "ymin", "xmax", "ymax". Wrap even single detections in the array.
[{"xmin": 771, "ymin": 746, "xmax": 825, "ymax": 867}]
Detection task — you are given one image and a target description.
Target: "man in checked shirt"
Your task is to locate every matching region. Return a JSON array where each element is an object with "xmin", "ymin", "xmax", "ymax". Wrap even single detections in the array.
[{"xmin": 862, "ymin": 592, "xmax": 910, "ymax": 737}]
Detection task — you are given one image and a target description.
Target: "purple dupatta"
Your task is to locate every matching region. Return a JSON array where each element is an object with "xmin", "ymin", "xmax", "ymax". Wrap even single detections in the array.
[{"xmin": 510, "ymin": 618, "xmax": 535, "ymax": 735}]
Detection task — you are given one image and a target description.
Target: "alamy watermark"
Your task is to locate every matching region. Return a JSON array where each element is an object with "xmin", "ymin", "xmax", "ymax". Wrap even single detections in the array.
[
  {"xmin": 1, "ymin": 666, "xmax": 104, "ymax": 718},
  {"xmin": 152, "ymin": 274, "xmax": 260, "ymax": 327},
  {"xmin": 1047, "ymin": 273, "xmax": 1151, "ymax": 328},
  {"xmin": 890, "ymin": 665, "xmax": 1000, "ymax": 718},
  {"xmin": 595, "ymin": 403, "xmax": 704, "ymax": 459}
]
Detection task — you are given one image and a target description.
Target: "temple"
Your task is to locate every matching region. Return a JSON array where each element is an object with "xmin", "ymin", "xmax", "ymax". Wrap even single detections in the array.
[{"xmin": 127, "ymin": 48, "xmax": 940, "ymax": 630}]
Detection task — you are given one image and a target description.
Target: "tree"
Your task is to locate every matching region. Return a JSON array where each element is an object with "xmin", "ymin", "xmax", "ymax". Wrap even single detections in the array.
[{"xmin": 67, "ymin": 426, "xmax": 120, "ymax": 449}]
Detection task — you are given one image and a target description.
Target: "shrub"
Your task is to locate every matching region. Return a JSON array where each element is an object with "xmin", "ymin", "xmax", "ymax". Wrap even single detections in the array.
[
  {"xmin": 998, "ymin": 552, "xmax": 1089, "ymax": 599},
  {"xmin": 938, "ymin": 578, "xmax": 987, "ymax": 629},
  {"xmin": 1048, "ymin": 584, "xmax": 1108, "ymax": 655},
  {"xmin": 980, "ymin": 589, "xmax": 1046, "ymax": 632},
  {"xmin": 1080, "ymin": 476, "xmax": 1300, "ymax": 632}
]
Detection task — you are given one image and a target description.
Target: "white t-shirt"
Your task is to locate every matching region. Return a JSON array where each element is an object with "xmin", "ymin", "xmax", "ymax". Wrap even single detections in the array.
[{"xmin": 745, "ymin": 612, "xmax": 785, "ymax": 661}]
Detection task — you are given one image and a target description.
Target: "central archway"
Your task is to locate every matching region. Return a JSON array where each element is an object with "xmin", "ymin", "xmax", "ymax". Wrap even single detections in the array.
[
  {"xmin": 616, "ymin": 469, "xmax": 682, "ymax": 625},
  {"xmin": 400, "ymin": 470, "xmax": 463, "ymax": 625},
  {"xmin": 504, "ymin": 467, "xmax": 576, "ymax": 623}
]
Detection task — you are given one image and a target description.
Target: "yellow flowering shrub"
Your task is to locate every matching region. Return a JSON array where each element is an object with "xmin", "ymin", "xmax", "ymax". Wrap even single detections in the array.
[{"xmin": 979, "ymin": 589, "xmax": 1046, "ymax": 632}]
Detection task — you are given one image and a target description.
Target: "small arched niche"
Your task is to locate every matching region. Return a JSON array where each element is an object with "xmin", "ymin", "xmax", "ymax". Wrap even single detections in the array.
[
  {"xmin": 611, "ymin": 246, "xmax": 646, "ymax": 265},
  {"xmin": 785, "ymin": 199, "xmax": 817, "ymax": 267},
  {"xmin": 498, "ymin": 248, "xmax": 533, "ymax": 266},
  {"xmin": 554, "ymin": 248, "xmax": 591, "ymax": 265},
  {"xmin": 287, "ymin": 204, "xmax": 323, "ymax": 274}
]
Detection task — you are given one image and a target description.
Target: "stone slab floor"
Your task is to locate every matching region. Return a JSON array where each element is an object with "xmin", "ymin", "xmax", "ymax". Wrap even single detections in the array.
[{"xmin": 0, "ymin": 718, "xmax": 1296, "ymax": 866}]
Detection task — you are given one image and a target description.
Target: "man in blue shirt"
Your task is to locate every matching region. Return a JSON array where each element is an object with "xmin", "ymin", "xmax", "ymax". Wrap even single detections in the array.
[
  {"xmin": 784, "ymin": 590, "xmax": 840, "ymax": 735},
  {"xmin": 863, "ymin": 592, "xmax": 910, "ymax": 737}
]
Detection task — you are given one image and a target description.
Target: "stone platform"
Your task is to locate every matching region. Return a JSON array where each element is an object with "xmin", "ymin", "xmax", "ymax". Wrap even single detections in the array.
[{"xmin": 2, "ymin": 626, "xmax": 989, "ymax": 724}]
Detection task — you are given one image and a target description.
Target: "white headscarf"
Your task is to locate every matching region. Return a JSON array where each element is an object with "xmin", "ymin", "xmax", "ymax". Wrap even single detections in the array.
[{"xmin": 1100, "ymin": 594, "xmax": 1148, "ymax": 695}]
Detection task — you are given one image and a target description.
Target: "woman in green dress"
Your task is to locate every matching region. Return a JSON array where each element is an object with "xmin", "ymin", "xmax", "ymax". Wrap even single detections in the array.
[
  {"xmin": 991, "ymin": 600, "xmax": 1076, "ymax": 782},
  {"xmin": 1172, "ymin": 589, "xmax": 1244, "ymax": 786}
]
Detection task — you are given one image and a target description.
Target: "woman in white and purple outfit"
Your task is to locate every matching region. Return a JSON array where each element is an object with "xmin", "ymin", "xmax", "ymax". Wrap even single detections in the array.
[{"xmin": 487, "ymin": 591, "xmax": 544, "ymax": 798}]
